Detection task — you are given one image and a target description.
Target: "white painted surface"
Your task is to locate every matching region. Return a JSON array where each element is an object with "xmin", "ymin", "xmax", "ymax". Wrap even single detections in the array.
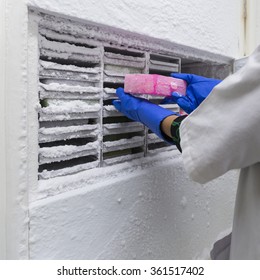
[
  {"xmin": 245, "ymin": 0, "xmax": 260, "ymax": 55},
  {"xmin": 29, "ymin": 155, "xmax": 238, "ymax": 259},
  {"xmin": 3, "ymin": 0, "xmax": 30, "ymax": 259},
  {"xmin": 0, "ymin": 0, "xmax": 7, "ymax": 260},
  {"xmin": 2, "ymin": 0, "xmax": 246, "ymax": 259},
  {"xmin": 28, "ymin": 0, "xmax": 245, "ymax": 58}
]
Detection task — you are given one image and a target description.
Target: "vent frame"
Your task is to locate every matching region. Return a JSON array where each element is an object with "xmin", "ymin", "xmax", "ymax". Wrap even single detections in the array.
[{"xmin": 29, "ymin": 10, "xmax": 231, "ymax": 181}]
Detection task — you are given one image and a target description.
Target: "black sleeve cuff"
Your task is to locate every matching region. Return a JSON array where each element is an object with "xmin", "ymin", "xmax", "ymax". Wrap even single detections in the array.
[{"xmin": 170, "ymin": 115, "xmax": 188, "ymax": 153}]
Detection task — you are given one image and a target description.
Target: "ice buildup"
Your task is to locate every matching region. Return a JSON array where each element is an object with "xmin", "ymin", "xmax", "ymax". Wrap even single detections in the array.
[{"xmin": 124, "ymin": 74, "xmax": 187, "ymax": 97}]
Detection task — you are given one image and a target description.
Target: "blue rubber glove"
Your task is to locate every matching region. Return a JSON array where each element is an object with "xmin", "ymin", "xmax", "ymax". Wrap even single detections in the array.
[
  {"xmin": 162, "ymin": 73, "xmax": 222, "ymax": 114},
  {"xmin": 113, "ymin": 88, "xmax": 179, "ymax": 141}
]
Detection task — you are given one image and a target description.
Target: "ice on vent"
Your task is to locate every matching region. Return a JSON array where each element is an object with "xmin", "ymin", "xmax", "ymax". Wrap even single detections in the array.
[
  {"xmin": 39, "ymin": 36, "xmax": 101, "ymax": 63},
  {"xmin": 103, "ymin": 136, "xmax": 144, "ymax": 153},
  {"xmin": 103, "ymin": 105, "xmax": 123, "ymax": 117},
  {"xmin": 35, "ymin": 14, "xmax": 185, "ymax": 180},
  {"xmin": 40, "ymin": 60, "xmax": 101, "ymax": 74},
  {"xmin": 40, "ymin": 61, "xmax": 101, "ymax": 87},
  {"xmin": 103, "ymin": 88, "xmax": 116, "ymax": 100},
  {"xmin": 39, "ymin": 141, "xmax": 99, "ymax": 164},
  {"xmin": 149, "ymin": 54, "xmax": 179, "ymax": 73},
  {"xmin": 39, "ymin": 124, "xmax": 100, "ymax": 143},
  {"xmin": 103, "ymin": 48, "xmax": 145, "ymax": 84},
  {"xmin": 103, "ymin": 122, "xmax": 143, "ymax": 135},
  {"xmin": 39, "ymin": 160, "xmax": 100, "ymax": 180},
  {"xmin": 41, "ymin": 100, "xmax": 100, "ymax": 114},
  {"xmin": 103, "ymin": 152, "xmax": 144, "ymax": 166},
  {"xmin": 39, "ymin": 99, "xmax": 101, "ymax": 122},
  {"xmin": 40, "ymin": 83, "xmax": 101, "ymax": 100},
  {"xmin": 103, "ymin": 70, "xmax": 125, "ymax": 83}
]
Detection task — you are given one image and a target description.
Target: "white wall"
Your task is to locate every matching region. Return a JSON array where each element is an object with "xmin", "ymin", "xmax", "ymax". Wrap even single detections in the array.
[
  {"xmin": 29, "ymin": 156, "xmax": 238, "ymax": 259},
  {"xmin": 2, "ymin": 0, "xmax": 247, "ymax": 259},
  {"xmin": 0, "ymin": 0, "xmax": 7, "ymax": 260},
  {"xmin": 2, "ymin": 0, "xmax": 30, "ymax": 259},
  {"xmin": 28, "ymin": 0, "xmax": 245, "ymax": 58},
  {"xmin": 245, "ymin": 0, "xmax": 260, "ymax": 55}
]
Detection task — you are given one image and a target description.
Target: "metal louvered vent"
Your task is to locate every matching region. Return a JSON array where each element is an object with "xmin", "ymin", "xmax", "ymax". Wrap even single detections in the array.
[
  {"xmin": 36, "ymin": 13, "xmax": 182, "ymax": 180},
  {"xmin": 102, "ymin": 47, "xmax": 146, "ymax": 166}
]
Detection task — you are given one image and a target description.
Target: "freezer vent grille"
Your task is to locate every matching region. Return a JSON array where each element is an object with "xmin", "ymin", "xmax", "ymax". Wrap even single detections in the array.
[{"xmin": 37, "ymin": 20, "xmax": 181, "ymax": 180}]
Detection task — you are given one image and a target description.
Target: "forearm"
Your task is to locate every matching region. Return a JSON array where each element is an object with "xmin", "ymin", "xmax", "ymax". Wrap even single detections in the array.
[
  {"xmin": 161, "ymin": 115, "xmax": 179, "ymax": 137},
  {"xmin": 161, "ymin": 115, "xmax": 188, "ymax": 152}
]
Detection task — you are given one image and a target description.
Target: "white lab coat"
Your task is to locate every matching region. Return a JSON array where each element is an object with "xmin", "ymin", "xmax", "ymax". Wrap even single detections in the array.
[{"xmin": 180, "ymin": 45, "xmax": 260, "ymax": 259}]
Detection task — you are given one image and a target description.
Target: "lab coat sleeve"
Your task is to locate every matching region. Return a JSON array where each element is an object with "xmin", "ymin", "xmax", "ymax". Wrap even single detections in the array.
[{"xmin": 180, "ymin": 45, "xmax": 260, "ymax": 184}]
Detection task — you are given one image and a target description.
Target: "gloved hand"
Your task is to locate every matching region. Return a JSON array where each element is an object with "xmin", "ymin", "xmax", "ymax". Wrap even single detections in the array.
[
  {"xmin": 162, "ymin": 73, "xmax": 222, "ymax": 114},
  {"xmin": 113, "ymin": 87, "xmax": 179, "ymax": 141}
]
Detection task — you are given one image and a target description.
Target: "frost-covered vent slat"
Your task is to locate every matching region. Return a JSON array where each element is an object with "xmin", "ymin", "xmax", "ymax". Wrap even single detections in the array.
[
  {"xmin": 38, "ymin": 35, "xmax": 102, "ymax": 179},
  {"xmin": 39, "ymin": 123, "xmax": 99, "ymax": 143},
  {"xmin": 147, "ymin": 54, "xmax": 180, "ymax": 153},
  {"xmin": 103, "ymin": 49, "xmax": 145, "ymax": 84},
  {"xmin": 40, "ymin": 61, "xmax": 101, "ymax": 87},
  {"xmin": 149, "ymin": 53, "xmax": 179, "ymax": 74},
  {"xmin": 103, "ymin": 122, "xmax": 144, "ymax": 135},
  {"xmin": 37, "ymin": 15, "xmax": 183, "ymax": 179},
  {"xmin": 39, "ymin": 36, "xmax": 100, "ymax": 64},
  {"xmin": 39, "ymin": 141, "xmax": 99, "ymax": 164},
  {"xmin": 102, "ymin": 47, "xmax": 146, "ymax": 166}
]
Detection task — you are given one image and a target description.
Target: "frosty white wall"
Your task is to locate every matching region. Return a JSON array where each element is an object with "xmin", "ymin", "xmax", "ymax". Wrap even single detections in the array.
[
  {"xmin": 29, "ymin": 156, "xmax": 238, "ymax": 259},
  {"xmin": 245, "ymin": 0, "xmax": 260, "ymax": 55},
  {"xmin": 28, "ymin": 0, "xmax": 245, "ymax": 58},
  {"xmin": 0, "ymin": 0, "xmax": 7, "ymax": 260},
  {"xmin": 3, "ymin": 0, "xmax": 30, "ymax": 259},
  {"xmin": 1, "ymin": 0, "xmax": 246, "ymax": 259}
]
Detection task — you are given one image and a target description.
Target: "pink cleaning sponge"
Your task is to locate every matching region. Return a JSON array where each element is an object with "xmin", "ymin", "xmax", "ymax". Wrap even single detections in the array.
[{"xmin": 124, "ymin": 74, "xmax": 187, "ymax": 97}]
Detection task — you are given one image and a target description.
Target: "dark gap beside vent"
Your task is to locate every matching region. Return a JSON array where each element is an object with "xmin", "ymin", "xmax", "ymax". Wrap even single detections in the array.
[
  {"xmin": 103, "ymin": 82, "xmax": 124, "ymax": 88},
  {"xmin": 103, "ymin": 131, "xmax": 143, "ymax": 142},
  {"xmin": 103, "ymin": 99, "xmax": 115, "ymax": 106},
  {"xmin": 149, "ymin": 69, "xmax": 177, "ymax": 76},
  {"xmin": 38, "ymin": 155, "xmax": 98, "ymax": 173},
  {"xmin": 39, "ymin": 99, "xmax": 49, "ymax": 108},
  {"xmin": 39, "ymin": 137, "xmax": 96, "ymax": 148},
  {"xmin": 148, "ymin": 142, "xmax": 170, "ymax": 150},
  {"xmin": 39, "ymin": 118, "xmax": 97, "ymax": 128},
  {"xmin": 103, "ymin": 147, "xmax": 144, "ymax": 160},
  {"xmin": 104, "ymin": 47, "xmax": 144, "ymax": 58},
  {"xmin": 103, "ymin": 116, "xmax": 133, "ymax": 124},
  {"xmin": 147, "ymin": 98, "xmax": 164, "ymax": 105}
]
